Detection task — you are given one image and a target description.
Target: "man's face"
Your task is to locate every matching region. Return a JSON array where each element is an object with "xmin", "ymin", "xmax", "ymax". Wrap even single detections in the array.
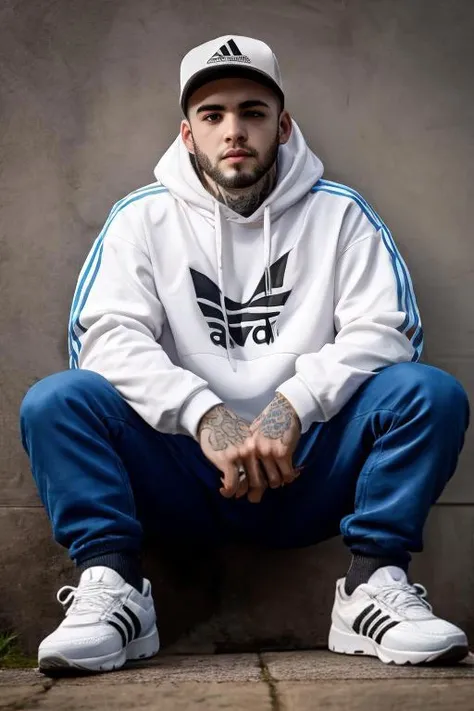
[{"xmin": 181, "ymin": 77, "xmax": 292, "ymax": 190}]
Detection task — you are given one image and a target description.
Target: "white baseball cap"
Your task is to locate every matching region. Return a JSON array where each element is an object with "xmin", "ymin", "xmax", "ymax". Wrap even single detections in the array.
[{"xmin": 180, "ymin": 35, "xmax": 284, "ymax": 113}]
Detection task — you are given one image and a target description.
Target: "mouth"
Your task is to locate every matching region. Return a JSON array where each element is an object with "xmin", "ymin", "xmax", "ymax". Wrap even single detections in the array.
[
  {"xmin": 222, "ymin": 149, "xmax": 254, "ymax": 162},
  {"xmin": 224, "ymin": 155, "xmax": 250, "ymax": 164}
]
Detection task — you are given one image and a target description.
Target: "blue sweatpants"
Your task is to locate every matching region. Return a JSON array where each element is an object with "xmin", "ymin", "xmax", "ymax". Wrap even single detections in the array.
[{"xmin": 20, "ymin": 363, "xmax": 469, "ymax": 567}]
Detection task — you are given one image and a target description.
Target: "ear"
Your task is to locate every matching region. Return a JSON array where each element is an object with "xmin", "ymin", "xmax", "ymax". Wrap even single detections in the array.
[
  {"xmin": 180, "ymin": 119, "xmax": 195, "ymax": 154},
  {"xmin": 278, "ymin": 111, "xmax": 292, "ymax": 145}
]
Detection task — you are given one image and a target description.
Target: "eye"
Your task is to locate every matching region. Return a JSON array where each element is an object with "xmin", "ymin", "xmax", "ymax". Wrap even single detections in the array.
[
  {"xmin": 244, "ymin": 111, "xmax": 265, "ymax": 118},
  {"xmin": 204, "ymin": 113, "xmax": 221, "ymax": 122}
]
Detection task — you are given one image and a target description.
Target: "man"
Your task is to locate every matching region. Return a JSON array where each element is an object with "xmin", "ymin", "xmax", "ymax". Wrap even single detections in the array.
[{"xmin": 20, "ymin": 35, "xmax": 470, "ymax": 674}]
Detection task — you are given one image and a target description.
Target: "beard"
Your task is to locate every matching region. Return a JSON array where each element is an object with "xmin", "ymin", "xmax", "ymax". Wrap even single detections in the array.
[{"xmin": 191, "ymin": 128, "xmax": 280, "ymax": 191}]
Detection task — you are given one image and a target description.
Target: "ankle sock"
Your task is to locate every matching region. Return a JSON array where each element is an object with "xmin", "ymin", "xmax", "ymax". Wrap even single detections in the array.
[
  {"xmin": 78, "ymin": 552, "xmax": 143, "ymax": 593},
  {"xmin": 344, "ymin": 554, "xmax": 408, "ymax": 596}
]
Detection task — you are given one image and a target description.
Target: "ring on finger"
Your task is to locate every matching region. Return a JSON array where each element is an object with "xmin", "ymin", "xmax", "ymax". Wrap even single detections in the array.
[{"xmin": 237, "ymin": 465, "xmax": 247, "ymax": 482}]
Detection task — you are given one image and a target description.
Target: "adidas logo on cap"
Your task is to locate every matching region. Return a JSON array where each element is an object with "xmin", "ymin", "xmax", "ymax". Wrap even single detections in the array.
[{"xmin": 207, "ymin": 39, "xmax": 252, "ymax": 65}]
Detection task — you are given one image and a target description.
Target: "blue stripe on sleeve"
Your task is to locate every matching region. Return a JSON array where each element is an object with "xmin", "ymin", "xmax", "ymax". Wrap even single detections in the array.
[
  {"xmin": 311, "ymin": 179, "xmax": 423, "ymax": 361},
  {"xmin": 68, "ymin": 185, "xmax": 167, "ymax": 368}
]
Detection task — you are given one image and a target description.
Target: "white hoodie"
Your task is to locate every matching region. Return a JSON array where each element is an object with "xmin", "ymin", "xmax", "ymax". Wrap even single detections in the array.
[{"xmin": 68, "ymin": 121, "xmax": 422, "ymax": 437}]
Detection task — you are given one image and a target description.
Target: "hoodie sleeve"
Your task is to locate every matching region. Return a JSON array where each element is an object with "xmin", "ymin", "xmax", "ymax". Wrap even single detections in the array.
[
  {"xmin": 68, "ymin": 202, "xmax": 222, "ymax": 437},
  {"xmin": 277, "ymin": 202, "xmax": 423, "ymax": 432}
]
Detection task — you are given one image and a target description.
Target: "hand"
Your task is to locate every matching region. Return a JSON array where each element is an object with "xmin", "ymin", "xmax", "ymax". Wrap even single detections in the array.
[
  {"xmin": 246, "ymin": 393, "xmax": 302, "ymax": 493},
  {"xmin": 197, "ymin": 404, "xmax": 256, "ymax": 500},
  {"xmin": 197, "ymin": 395, "xmax": 302, "ymax": 504}
]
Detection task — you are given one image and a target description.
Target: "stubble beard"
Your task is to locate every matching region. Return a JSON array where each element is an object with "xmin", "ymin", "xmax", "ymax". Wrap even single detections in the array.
[{"xmin": 191, "ymin": 129, "xmax": 280, "ymax": 217}]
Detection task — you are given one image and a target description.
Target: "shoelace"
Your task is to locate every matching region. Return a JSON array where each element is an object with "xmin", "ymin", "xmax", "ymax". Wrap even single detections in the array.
[
  {"xmin": 374, "ymin": 582, "xmax": 432, "ymax": 614},
  {"xmin": 57, "ymin": 582, "xmax": 123, "ymax": 616}
]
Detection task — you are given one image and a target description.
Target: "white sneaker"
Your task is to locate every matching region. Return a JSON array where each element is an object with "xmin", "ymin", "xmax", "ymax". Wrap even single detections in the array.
[
  {"xmin": 38, "ymin": 566, "xmax": 160, "ymax": 673},
  {"xmin": 328, "ymin": 566, "xmax": 469, "ymax": 665}
]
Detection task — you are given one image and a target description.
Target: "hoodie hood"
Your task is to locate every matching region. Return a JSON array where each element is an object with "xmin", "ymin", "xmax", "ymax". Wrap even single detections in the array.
[
  {"xmin": 154, "ymin": 120, "xmax": 324, "ymax": 371},
  {"xmin": 154, "ymin": 120, "xmax": 324, "ymax": 224}
]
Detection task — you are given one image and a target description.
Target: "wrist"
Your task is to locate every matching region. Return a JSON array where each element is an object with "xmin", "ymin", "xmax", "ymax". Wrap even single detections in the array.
[
  {"xmin": 197, "ymin": 404, "xmax": 222, "ymax": 440},
  {"xmin": 275, "ymin": 393, "xmax": 301, "ymax": 431},
  {"xmin": 179, "ymin": 389, "xmax": 223, "ymax": 439}
]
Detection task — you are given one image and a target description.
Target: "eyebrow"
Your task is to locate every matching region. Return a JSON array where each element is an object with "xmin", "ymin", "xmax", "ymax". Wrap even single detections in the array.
[{"xmin": 196, "ymin": 100, "xmax": 271, "ymax": 114}]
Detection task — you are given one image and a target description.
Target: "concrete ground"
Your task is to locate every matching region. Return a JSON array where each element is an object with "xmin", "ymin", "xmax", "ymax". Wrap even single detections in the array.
[{"xmin": 2, "ymin": 651, "xmax": 474, "ymax": 710}]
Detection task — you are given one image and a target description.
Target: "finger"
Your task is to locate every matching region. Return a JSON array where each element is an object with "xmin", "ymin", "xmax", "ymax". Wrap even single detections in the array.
[
  {"xmin": 259, "ymin": 456, "xmax": 283, "ymax": 489},
  {"xmin": 219, "ymin": 460, "xmax": 240, "ymax": 498},
  {"xmin": 234, "ymin": 462, "xmax": 249, "ymax": 499},
  {"xmin": 243, "ymin": 453, "xmax": 267, "ymax": 504},
  {"xmin": 276, "ymin": 453, "xmax": 299, "ymax": 485},
  {"xmin": 235, "ymin": 472, "xmax": 249, "ymax": 499}
]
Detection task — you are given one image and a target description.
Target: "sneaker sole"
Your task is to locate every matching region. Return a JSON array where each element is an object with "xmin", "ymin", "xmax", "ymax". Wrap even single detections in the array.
[
  {"xmin": 328, "ymin": 624, "xmax": 469, "ymax": 665},
  {"xmin": 39, "ymin": 625, "xmax": 160, "ymax": 675}
]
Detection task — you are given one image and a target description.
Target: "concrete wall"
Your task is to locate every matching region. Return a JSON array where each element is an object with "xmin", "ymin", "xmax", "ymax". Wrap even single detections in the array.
[{"xmin": 1, "ymin": 0, "xmax": 473, "ymax": 653}]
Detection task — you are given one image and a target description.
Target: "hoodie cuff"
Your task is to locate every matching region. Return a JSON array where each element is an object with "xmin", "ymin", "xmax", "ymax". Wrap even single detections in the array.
[
  {"xmin": 277, "ymin": 375, "xmax": 325, "ymax": 433},
  {"xmin": 179, "ymin": 389, "xmax": 223, "ymax": 439}
]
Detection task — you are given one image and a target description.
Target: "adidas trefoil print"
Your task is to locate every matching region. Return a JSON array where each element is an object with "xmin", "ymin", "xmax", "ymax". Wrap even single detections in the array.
[{"xmin": 190, "ymin": 252, "xmax": 291, "ymax": 348}]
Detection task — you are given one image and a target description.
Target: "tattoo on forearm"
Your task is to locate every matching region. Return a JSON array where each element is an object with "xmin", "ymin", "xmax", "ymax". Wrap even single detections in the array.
[
  {"xmin": 198, "ymin": 405, "xmax": 250, "ymax": 451},
  {"xmin": 254, "ymin": 393, "xmax": 297, "ymax": 444}
]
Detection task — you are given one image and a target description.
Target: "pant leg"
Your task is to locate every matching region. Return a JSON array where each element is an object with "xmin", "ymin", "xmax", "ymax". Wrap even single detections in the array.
[
  {"xmin": 264, "ymin": 362, "xmax": 469, "ymax": 564},
  {"xmin": 19, "ymin": 369, "xmax": 224, "ymax": 564}
]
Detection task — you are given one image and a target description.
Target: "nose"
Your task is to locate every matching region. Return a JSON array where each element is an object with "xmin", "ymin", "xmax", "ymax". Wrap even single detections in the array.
[{"xmin": 223, "ymin": 114, "xmax": 248, "ymax": 144}]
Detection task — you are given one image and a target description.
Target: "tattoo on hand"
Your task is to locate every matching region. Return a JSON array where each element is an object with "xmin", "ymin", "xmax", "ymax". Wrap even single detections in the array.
[
  {"xmin": 198, "ymin": 405, "xmax": 250, "ymax": 451},
  {"xmin": 254, "ymin": 394, "xmax": 298, "ymax": 444}
]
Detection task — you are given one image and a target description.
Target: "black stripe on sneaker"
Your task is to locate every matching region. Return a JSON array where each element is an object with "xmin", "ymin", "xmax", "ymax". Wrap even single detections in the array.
[
  {"xmin": 352, "ymin": 603, "xmax": 375, "ymax": 634},
  {"xmin": 108, "ymin": 620, "xmax": 127, "ymax": 647},
  {"xmin": 367, "ymin": 614, "xmax": 391, "ymax": 638},
  {"xmin": 374, "ymin": 620, "xmax": 401, "ymax": 645},
  {"xmin": 123, "ymin": 604, "xmax": 142, "ymax": 639},
  {"xmin": 113, "ymin": 611, "xmax": 133, "ymax": 644},
  {"xmin": 361, "ymin": 609, "xmax": 381, "ymax": 636}
]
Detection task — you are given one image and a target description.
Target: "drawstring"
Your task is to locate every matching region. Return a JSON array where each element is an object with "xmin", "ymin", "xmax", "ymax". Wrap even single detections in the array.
[
  {"xmin": 214, "ymin": 202, "xmax": 236, "ymax": 371},
  {"xmin": 214, "ymin": 203, "xmax": 273, "ymax": 366},
  {"xmin": 263, "ymin": 205, "xmax": 277, "ymax": 341},
  {"xmin": 263, "ymin": 206, "xmax": 272, "ymax": 296}
]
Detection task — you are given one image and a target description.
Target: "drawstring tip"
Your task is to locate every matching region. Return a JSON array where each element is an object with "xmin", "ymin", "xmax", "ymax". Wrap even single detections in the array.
[{"xmin": 264, "ymin": 267, "xmax": 272, "ymax": 296}]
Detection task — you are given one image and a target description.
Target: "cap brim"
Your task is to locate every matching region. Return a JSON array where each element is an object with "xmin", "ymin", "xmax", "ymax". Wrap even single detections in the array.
[{"xmin": 181, "ymin": 65, "xmax": 284, "ymax": 113}]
